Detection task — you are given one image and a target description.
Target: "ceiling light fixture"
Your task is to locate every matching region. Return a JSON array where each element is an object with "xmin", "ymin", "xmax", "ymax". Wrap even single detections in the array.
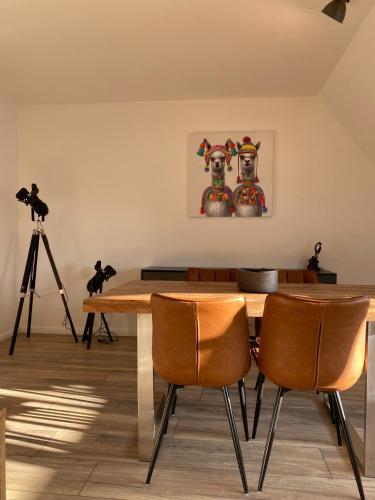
[{"xmin": 322, "ymin": 0, "xmax": 350, "ymax": 23}]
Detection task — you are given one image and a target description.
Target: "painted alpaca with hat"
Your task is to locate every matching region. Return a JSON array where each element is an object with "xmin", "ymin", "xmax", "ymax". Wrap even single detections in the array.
[
  {"xmin": 234, "ymin": 136, "xmax": 267, "ymax": 217},
  {"xmin": 197, "ymin": 138, "xmax": 237, "ymax": 217}
]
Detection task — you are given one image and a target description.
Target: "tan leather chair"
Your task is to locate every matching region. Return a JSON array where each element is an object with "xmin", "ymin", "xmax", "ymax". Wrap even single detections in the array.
[
  {"xmin": 255, "ymin": 293, "xmax": 369, "ymax": 500},
  {"xmin": 186, "ymin": 267, "xmax": 318, "ymax": 284},
  {"xmin": 278, "ymin": 269, "xmax": 319, "ymax": 284},
  {"xmin": 186, "ymin": 267, "xmax": 238, "ymax": 282},
  {"xmin": 184, "ymin": 266, "xmax": 250, "ymax": 441},
  {"xmin": 253, "ymin": 268, "xmax": 319, "ymax": 392},
  {"xmin": 146, "ymin": 294, "xmax": 251, "ymax": 494}
]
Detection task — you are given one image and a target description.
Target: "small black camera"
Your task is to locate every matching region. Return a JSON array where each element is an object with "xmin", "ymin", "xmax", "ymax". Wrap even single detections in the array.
[
  {"xmin": 87, "ymin": 261, "xmax": 116, "ymax": 294},
  {"xmin": 16, "ymin": 183, "xmax": 49, "ymax": 218}
]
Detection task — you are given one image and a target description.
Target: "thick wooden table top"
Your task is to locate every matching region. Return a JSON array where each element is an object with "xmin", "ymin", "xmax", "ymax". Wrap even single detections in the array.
[{"xmin": 83, "ymin": 280, "xmax": 375, "ymax": 320}]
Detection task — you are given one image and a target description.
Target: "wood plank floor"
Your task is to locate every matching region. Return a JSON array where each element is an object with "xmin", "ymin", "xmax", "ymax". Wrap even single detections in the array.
[{"xmin": 0, "ymin": 334, "xmax": 374, "ymax": 499}]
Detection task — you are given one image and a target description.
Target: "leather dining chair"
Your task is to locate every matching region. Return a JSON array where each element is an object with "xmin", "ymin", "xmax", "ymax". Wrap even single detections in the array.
[
  {"xmin": 255, "ymin": 293, "xmax": 369, "ymax": 499},
  {"xmin": 186, "ymin": 267, "xmax": 318, "ymax": 284},
  {"xmin": 146, "ymin": 294, "xmax": 251, "ymax": 494},
  {"xmin": 186, "ymin": 267, "xmax": 238, "ymax": 282},
  {"xmin": 277, "ymin": 269, "xmax": 319, "ymax": 284},
  {"xmin": 253, "ymin": 269, "xmax": 319, "ymax": 392},
  {"xmin": 183, "ymin": 267, "xmax": 249, "ymax": 441}
]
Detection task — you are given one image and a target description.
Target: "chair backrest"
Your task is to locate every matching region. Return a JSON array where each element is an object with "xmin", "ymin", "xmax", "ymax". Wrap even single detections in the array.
[
  {"xmin": 258, "ymin": 293, "xmax": 369, "ymax": 392},
  {"xmin": 186, "ymin": 267, "xmax": 238, "ymax": 282},
  {"xmin": 151, "ymin": 294, "xmax": 251, "ymax": 387},
  {"xmin": 278, "ymin": 269, "xmax": 319, "ymax": 284},
  {"xmin": 186, "ymin": 267, "xmax": 317, "ymax": 284}
]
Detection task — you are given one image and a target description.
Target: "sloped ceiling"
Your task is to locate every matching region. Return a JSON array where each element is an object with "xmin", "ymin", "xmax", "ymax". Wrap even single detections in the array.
[
  {"xmin": 0, "ymin": 0, "xmax": 374, "ymax": 104},
  {"xmin": 321, "ymin": 4, "xmax": 375, "ymax": 165}
]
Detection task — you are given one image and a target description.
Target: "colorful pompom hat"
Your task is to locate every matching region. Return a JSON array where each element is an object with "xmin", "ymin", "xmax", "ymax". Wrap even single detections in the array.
[
  {"xmin": 197, "ymin": 138, "xmax": 237, "ymax": 172},
  {"xmin": 236, "ymin": 136, "xmax": 261, "ymax": 183}
]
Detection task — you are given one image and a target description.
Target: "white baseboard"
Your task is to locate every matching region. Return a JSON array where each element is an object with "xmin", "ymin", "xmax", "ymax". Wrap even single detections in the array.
[{"xmin": 19, "ymin": 326, "xmax": 136, "ymax": 336}]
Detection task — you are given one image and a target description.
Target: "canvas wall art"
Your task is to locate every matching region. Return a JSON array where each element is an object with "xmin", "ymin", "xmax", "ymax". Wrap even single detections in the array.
[{"xmin": 188, "ymin": 131, "xmax": 274, "ymax": 217}]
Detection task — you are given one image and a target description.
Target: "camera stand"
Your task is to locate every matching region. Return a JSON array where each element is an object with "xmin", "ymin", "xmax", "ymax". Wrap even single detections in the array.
[
  {"xmin": 9, "ymin": 218, "xmax": 78, "ymax": 355},
  {"xmin": 82, "ymin": 289, "xmax": 113, "ymax": 350}
]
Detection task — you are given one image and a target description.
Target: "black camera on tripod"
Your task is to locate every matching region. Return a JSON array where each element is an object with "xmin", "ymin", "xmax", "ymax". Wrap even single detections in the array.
[
  {"xmin": 83, "ymin": 261, "xmax": 117, "ymax": 347},
  {"xmin": 16, "ymin": 183, "xmax": 49, "ymax": 219},
  {"xmin": 87, "ymin": 261, "xmax": 117, "ymax": 294},
  {"xmin": 10, "ymin": 183, "xmax": 78, "ymax": 355}
]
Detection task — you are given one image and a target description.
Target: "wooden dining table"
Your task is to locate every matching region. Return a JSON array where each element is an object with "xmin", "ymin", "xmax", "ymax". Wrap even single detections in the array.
[{"xmin": 83, "ymin": 280, "xmax": 375, "ymax": 476}]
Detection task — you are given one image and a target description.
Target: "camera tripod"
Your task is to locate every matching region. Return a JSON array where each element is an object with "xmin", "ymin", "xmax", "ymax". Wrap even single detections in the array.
[
  {"xmin": 9, "ymin": 218, "xmax": 78, "ymax": 355},
  {"xmin": 82, "ymin": 287, "xmax": 113, "ymax": 350}
]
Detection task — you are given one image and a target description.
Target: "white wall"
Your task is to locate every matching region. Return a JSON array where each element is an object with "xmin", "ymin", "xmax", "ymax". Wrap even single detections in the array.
[
  {"xmin": 17, "ymin": 96, "xmax": 375, "ymax": 335},
  {"xmin": 0, "ymin": 97, "xmax": 18, "ymax": 339},
  {"xmin": 321, "ymin": 4, "xmax": 375, "ymax": 165}
]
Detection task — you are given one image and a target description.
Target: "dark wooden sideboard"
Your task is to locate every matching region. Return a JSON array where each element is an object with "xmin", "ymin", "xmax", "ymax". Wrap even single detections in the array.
[{"xmin": 141, "ymin": 267, "xmax": 337, "ymax": 284}]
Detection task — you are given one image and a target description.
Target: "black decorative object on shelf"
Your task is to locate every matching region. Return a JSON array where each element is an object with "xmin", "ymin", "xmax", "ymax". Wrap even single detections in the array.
[{"xmin": 307, "ymin": 242, "xmax": 322, "ymax": 272}]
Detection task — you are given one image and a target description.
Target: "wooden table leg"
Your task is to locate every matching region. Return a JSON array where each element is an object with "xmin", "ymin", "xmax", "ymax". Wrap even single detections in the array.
[
  {"xmin": 0, "ymin": 408, "xmax": 5, "ymax": 500},
  {"xmin": 137, "ymin": 313, "xmax": 155, "ymax": 461}
]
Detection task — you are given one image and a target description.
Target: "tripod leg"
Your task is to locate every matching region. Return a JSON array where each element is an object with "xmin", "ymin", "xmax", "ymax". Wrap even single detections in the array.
[
  {"xmin": 86, "ymin": 313, "xmax": 95, "ymax": 350},
  {"xmin": 82, "ymin": 314, "xmax": 91, "ymax": 342},
  {"xmin": 40, "ymin": 233, "xmax": 78, "ymax": 342},
  {"xmin": 27, "ymin": 233, "xmax": 40, "ymax": 338},
  {"xmin": 9, "ymin": 234, "xmax": 38, "ymax": 355},
  {"xmin": 101, "ymin": 313, "xmax": 113, "ymax": 342}
]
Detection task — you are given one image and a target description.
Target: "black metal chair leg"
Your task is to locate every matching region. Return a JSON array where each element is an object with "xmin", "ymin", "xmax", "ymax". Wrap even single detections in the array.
[
  {"xmin": 335, "ymin": 420, "xmax": 343, "ymax": 447},
  {"xmin": 254, "ymin": 371, "xmax": 261, "ymax": 390},
  {"xmin": 171, "ymin": 390, "xmax": 178, "ymax": 416},
  {"xmin": 328, "ymin": 393, "xmax": 336, "ymax": 423},
  {"xmin": 258, "ymin": 386, "xmax": 288, "ymax": 492},
  {"xmin": 146, "ymin": 384, "xmax": 177, "ymax": 484},
  {"xmin": 252, "ymin": 373, "xmax": 265, "ymax": 439},
  {"xmin": 327, "ymin": 393, "xmax": 342, "ymax": 446},
  {"xmin": 238, "ymin": 378, "xmax": 250, "ymax": 442},
  {"xmin": 328, "ymin": 393, "xmax": 342, "ymax": 446},
  {"xmin": 163, "ymin": 384, "xmax": 174, "ymax": 435},
  {"xmin": 222, "ymin": 386, "xmax": 249, "ymax": 494},
  {"xmin": 163, "ymin": 383, "xmax": 172, "ymax": 435},
  {"xmin": 163, "ymin": 385, "xmax": 183, "ymax": 435},
  {"xmin": 333, "ymin": 391, "xmax": 365, "ymax": 500}
]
